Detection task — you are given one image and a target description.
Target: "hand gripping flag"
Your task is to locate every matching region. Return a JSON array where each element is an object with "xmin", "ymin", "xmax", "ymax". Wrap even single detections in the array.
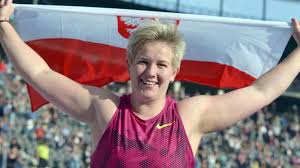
[{"xmin": 13, "ymin": 4, "xmax": 292, "ymax": 111}]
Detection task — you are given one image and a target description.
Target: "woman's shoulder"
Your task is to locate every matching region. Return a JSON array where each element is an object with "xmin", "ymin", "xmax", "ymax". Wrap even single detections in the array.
[
  {"xmin": 92, "ymin": 89, "xmax": 121, "ymax": 112},
  {"xmin": 176, "ymin": 95, "xmax": 213, "ymax": 120},
  {"xmin": 177, "ymin": 95, "xmax": 210, "ymax": 109}
]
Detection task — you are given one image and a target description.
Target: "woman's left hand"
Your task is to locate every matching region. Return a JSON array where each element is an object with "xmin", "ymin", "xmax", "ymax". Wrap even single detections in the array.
[{"xmin": 292, "ymin": 18, "xmax": 300, "ymax": 46}]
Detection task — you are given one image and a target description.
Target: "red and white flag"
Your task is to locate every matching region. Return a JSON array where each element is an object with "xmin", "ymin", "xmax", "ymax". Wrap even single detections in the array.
[{"xmin": 13, "ymin": 4, "xmax": 292, "ymax": 111}]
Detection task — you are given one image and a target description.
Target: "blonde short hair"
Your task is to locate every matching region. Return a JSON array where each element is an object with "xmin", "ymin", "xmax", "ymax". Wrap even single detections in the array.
[{"xmin": 127, "ymin": 20, "xmax": 186, "ymax": 70}]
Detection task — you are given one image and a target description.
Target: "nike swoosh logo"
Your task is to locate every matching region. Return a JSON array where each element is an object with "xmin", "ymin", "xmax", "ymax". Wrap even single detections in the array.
[{"xmin": 156, "ymin": 121, "xmax": 175, "ymax": 129}]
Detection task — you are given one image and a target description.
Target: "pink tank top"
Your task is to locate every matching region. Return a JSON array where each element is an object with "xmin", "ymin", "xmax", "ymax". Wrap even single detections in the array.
[{"xmin": 90, "ymin": 95, "xmax": 195, "ymax": 168}]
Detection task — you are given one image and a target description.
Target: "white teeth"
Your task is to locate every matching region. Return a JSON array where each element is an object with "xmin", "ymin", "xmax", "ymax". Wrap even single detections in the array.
[{"xmin": 141, "ymin": 79, "xmax": 157, "ymax": 85}]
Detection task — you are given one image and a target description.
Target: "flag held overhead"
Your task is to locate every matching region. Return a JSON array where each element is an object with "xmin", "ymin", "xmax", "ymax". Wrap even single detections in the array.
[{"xmin": 12, "ymin": 4, "xmax": 292, "ymax": 111}]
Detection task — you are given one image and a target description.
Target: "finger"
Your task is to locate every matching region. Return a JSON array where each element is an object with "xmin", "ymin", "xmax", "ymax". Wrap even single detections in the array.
[
  {"xmin": 5, "ymin": 0, "xmax": 12, "ymax": 6},
  {"xmin": 292, "ymin": 18, "xmax": 300, "ymax": 31}
]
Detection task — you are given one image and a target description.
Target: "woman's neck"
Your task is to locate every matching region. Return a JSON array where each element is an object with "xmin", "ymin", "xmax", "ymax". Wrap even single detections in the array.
[{"xmin": 130, "ymin": 94, "xmax": 167, "ymax": 120}]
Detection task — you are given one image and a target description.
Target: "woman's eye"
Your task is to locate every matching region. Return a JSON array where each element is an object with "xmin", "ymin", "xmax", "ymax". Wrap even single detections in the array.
[
  {"xmin": 158, "ymin": 64, "xmax": 167, "ymax": 68},
  {"xmin": 137, "ymin": 61, "xmax": 147, "ymax": 65}
]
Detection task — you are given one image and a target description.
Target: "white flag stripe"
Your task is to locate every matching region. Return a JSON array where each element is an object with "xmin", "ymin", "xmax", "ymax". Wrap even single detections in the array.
[
  {"xmin": 14, "ymin": 8, "xmax": 128, "ymax": 47},
  {"xmin": 13, "ymin": 4, "xmax": 291, "ymax": 27},
  {"xmin": 180, "ymin": 21, "xmax": 292, "ymax": 77},
  {"xmin": 13, "ymin": 4, "xmax": 292, "ymax": 78}
]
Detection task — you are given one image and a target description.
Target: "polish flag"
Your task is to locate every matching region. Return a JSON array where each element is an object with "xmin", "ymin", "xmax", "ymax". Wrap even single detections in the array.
[{"xmin": 13, "ymin": 4, "xmax": 292, "ymax": 111}]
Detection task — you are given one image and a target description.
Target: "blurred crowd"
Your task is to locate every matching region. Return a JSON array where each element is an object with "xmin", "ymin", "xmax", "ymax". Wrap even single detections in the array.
[
  {"xmin": 198, "ymin": 105, "xmax": 300, "ymax": 168},
  {"xmin": 0, "ymin": 62, "xmax": 299, "ymax": 168}
]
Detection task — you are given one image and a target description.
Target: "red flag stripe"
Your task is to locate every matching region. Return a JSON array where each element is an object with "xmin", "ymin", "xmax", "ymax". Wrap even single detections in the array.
[{"xmin": 26, "ymin": 38, "xmax": 255, "ymax": 111}]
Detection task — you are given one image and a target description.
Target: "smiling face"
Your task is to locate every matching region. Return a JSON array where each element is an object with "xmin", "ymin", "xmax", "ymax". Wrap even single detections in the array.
[{"xmin": 128, "ymin": 41, "xmax": 178, "ymax": 101}]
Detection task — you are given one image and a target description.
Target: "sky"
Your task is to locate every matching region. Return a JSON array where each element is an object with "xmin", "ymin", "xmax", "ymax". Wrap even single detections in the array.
[{"xmin": 130, "ymin": 0, "xmax": 300, "ymax": 22}]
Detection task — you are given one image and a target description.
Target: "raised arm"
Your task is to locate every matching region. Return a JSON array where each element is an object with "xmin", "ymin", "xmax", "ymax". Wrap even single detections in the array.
[
  {"xmin": 0, "ymin": 0, "xmax": 98, "ymax": 123},
  {"xmin": 179, "ymin": 18, "xmax": 300, "ymax": 134}
]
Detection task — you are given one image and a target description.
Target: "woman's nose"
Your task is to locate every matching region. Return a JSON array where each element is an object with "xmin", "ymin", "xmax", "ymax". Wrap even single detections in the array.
[{"xmin": 145, "ymin": 64, "xmax": 157, "ymax": 77}]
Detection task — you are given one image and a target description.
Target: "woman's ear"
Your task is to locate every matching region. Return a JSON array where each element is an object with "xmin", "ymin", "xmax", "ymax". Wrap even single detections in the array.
[
  {"xmin": 126, "ymin": 59, "xmax": 131, "ymax": 68},
  {"xmin": 171, "ymin": 67, "xmax": 180, "ymax": 82},
  {"xmin": 126, "ymin": 59, "xmax": 131, "ymax": 75}
]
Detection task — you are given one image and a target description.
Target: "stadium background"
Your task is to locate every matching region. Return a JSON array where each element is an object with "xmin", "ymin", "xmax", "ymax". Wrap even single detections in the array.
[{"xmin": 0, "ymin": 0, "xmax": 299, "ymax": 167}]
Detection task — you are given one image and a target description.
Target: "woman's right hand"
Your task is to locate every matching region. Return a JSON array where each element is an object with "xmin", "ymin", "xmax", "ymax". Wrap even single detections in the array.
[{"xmin": 0, "ymin": 0, "xmax": 13, "ymax": 21}]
